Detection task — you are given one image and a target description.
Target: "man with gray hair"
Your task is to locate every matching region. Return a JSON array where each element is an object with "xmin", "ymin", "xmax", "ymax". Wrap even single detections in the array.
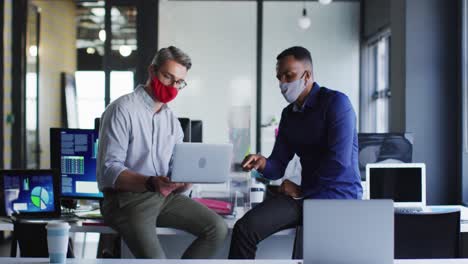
[{"xmin": 97, "ymin": 46, "xmax": 228, "ymax": 259}]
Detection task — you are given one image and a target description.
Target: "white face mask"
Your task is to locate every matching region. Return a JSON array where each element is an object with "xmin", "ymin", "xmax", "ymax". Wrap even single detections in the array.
[{"xmin": 279, "ymin": 77, "xmax": 307, "ymax": 103}]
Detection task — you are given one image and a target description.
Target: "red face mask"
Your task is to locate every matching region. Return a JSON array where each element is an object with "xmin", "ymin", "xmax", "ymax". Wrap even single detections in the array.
[{"xmin": 151, "ymin": 76, "xmax": 178, "ymax": 104}]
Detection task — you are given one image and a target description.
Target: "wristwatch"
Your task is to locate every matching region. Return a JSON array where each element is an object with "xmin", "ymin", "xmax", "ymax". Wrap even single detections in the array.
[{"xmin": 145, "ymin": 176, "xmax": 156, "ymax": 192}]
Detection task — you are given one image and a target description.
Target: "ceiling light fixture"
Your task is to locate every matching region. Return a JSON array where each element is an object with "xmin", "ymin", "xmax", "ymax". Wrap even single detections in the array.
[
  {"xmin": 86, "ymin": 47, "xmax": 96, "ymax": 54},
  {"xmin": 99, "ymin": 29, "xmax": 106, "ymax": 42},
  {"xmin": 29, "ymin": 45, "xmax": 38, "ymax": 57},
  {"xmin": 119, "ymin": 45, "xmax": 132, "ymax": 57},
  {"xmin": 298, "ymin": 2, "xmax": 311, "ymax": 30},
  {"xmin": 319, "ymin": 0, "xmax": 333, "ymax": 5}
]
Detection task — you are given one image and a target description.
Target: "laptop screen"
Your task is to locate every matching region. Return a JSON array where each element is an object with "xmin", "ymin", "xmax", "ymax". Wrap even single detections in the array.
[
  {"xmin": 369, "ymin": 167, "xmax": 422, "ymax": 203},
  {"xmin": 3, "ymin": 172, "xmax": 56, "ymax": 216}
]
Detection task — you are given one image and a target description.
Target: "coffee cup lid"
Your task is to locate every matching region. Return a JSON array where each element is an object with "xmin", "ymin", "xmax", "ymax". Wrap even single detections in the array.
[{"xmin": 46, "ymin": 221, "xmax": 70, "ymax": 229}]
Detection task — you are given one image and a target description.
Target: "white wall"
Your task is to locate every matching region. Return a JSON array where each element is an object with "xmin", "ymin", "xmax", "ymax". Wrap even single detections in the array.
[
  {"xmin": 159, "ymin": 1, "xmax": 257, "ymax": 159},
  {"xmin": 261, "ymin": 2, "xmax": 361, "ymax": 156},
  {"xmin": 159, "ymin": 1, "xmax": 360, "ymax": 159}
]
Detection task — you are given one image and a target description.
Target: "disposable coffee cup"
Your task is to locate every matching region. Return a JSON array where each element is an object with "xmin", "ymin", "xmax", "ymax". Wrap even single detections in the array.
[{"xmin": 46, "ymin": 221, "xmax": 70, "ymax": 263}]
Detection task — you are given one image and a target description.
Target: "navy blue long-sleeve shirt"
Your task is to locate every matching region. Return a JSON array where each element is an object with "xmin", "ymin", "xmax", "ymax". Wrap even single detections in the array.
[{"xmin": 263, "ymin": 82, "xmax": 362, "ymax": 199}]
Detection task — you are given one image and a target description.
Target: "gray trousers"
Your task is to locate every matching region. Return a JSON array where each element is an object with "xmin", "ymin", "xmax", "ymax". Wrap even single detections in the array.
[{"xmin": 101, "ymin": 191, "xmax": 228, "ymax": 259}]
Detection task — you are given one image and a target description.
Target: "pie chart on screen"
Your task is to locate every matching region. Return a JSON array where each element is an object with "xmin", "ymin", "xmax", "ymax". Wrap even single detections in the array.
[{"xmin": 31, "ymin": 186, "xmax": 49, "ymax": 210}]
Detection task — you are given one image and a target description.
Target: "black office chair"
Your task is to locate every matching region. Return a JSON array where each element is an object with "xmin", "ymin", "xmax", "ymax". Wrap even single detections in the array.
[
  {"xmin": 10, "ymin": 220, "xmax": 74, "ymax": 258},
  {"xmin": 358, "ymin": 133, "xmax": 413, "ymax": 181},
  {"xmin": 395, "ymin": 210, "xmax": 460, "ymax": 259}
]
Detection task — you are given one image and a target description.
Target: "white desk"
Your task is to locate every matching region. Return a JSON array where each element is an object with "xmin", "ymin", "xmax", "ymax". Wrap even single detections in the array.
[
  {"xmin": 2, "ymin": 205, "xmax": 466, "ymax": 234},
  {"xmin": 0, "ymin": 207, "xmax": 297, "ymax": 236},
  {"xmin": 2, "ymin": 205, "xmax": 468, "ymax": 259},
  {"xmin": 1, "ymin": 258, "xmax": 468, "ymax": 264},
  {"xmin": 70, "ymin": 217, "xmax": 296, "ymax": 236},
  {"xmin": 0, "ymin": 210, "xmax": 296, "ymax": 259}
]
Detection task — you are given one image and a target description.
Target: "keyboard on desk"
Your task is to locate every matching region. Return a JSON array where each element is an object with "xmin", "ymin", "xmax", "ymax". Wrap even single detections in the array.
[
  {"xmin": 394, "ymin": 207, "xmax": 424, "ymax": 214},
  {"xmin": 12, "ymin": 214, "xmax": 79, "ymax": 222},
  {"xmin": 74, "ymin": 209, "xmax": 103, "ymax": 219}
]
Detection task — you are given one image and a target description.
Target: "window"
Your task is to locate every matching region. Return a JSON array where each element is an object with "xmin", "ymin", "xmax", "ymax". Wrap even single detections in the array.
[
  {"xmin": 75, "ymin": 71, "xmax": 105, "ymax": 129},
  {"xmin": 25, "ymin": 73, "xmax": 37, "ymax": 132},
  {"xmin": 374, "ymin": 37, "xmax": 390, "ymax": 132},
  {"xmin": 75, "ymin": 2, "xmax": 137, "ymax": 129},
  {"xmin": 25, "ymin": 72, "xmax": 38, "ymax": 168},
  {"xmin": 361, "ymin": 32, "xmax": 391, "ymax": 133},
  {"xmin": 75, "ymin": 71, "xmax": 133, "ymax": 129},
  {"xmin": 110, "ymin": 71, "xmax": 134, "ymax": 102}
]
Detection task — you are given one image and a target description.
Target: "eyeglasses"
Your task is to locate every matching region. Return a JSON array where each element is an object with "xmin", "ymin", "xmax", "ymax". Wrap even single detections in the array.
[
  {"xmin": 277, "ymin": 71, "xmax": 307, "ymax": 83},
  {"xmin": 159, "ymin": 71, "xmax": 187, "ymax": 90}
]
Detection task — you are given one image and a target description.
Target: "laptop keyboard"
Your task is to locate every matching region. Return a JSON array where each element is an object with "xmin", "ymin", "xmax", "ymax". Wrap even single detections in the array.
[{"xmin": 394, "ymin": 207, "xmax": 423, "ymax": 214}]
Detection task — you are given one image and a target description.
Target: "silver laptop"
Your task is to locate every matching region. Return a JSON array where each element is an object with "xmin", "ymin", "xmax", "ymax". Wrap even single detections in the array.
[
  {"xmin": 366, "ymin": 163, "xmax": 426, "ymax": 212},
  {"xmin": 170, "ymin": 143, "xmax": 233, "ymax": 183},
  {"xmin": 304, "ymin": 199, "xmax": 394, "ymax": 264}
]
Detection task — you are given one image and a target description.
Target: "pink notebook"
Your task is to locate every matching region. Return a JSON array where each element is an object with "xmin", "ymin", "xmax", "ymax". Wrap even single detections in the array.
[{"xmin": 193, "ymin": 198, "xmax": 233, "ymax": 215}]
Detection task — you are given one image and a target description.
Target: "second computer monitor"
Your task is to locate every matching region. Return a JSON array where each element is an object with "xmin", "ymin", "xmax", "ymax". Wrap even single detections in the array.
[
  {"xmin": 178, "ymin": 118, "xmax": 191, "ymax": 142},
  {"xmin": 50, "ymin": 128, "xmax": 103, "ymax": 199}
]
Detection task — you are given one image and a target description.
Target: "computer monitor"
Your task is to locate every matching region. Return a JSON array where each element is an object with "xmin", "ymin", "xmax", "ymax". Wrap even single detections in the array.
[
  {"xmin": 50, "ymin": 128, "xmax": 103, "ymax": 199},
  {"xmin": 190, "ymin": 120, "xmax": 203, "ymax": 143},
  {"xmin": 94, "ymin": 118, "xmax": 100, "ymax": 137},
  {"xmin": 178, "ymin": 118, "xmax": 191, "ymax": 142},
  {"xmin": 0, "ymin": 170, "xmax": 60, "ymax": 218},
  {"xmin": 366, "ymin": 163, "xmax": 426, "ymax": 207}
]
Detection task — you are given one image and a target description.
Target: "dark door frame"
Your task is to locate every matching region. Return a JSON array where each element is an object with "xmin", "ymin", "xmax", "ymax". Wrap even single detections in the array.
[
  {"xmin": 136, "ymin": 0, "xmax": 158, "ymax": 87},
  {"xmin": 0, "ymin": 0, "xmax": 4, "ymax": 169},
  {"xmin": 11, "ymin": 0, "xmax": 27, "ymax": 169},
  {"xmin": 34, "ymin": 8, "xmax": 41, "ymax": 168}
]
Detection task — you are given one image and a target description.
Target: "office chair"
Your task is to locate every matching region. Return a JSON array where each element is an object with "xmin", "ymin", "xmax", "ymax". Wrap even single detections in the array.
[
  {"xmin": 10, "ymin": 220, "xmax": 74, "ymax": 258},
  {"xmin": 395, "ymin": 210, "xmax": 460, "ymax": 259},
  {"xmin": 292, "ymin": 225, "xmax": 303, "ymax": 259},
  {"xmin": 358, "ymin": 133, "xmax": 413, "ymax": 181}
]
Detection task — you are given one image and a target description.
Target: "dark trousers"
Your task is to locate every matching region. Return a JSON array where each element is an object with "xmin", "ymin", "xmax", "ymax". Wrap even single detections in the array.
[{"xmin": 228, "ymin": 194, "xmax": 303, "ymax": 259}]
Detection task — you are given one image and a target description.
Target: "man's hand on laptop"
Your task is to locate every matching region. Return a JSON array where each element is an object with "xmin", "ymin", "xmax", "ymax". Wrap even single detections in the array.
[
  {"xmin": 242, "ymin": 154, "xmax": 266, "ymax": 172},
  {"xmin": 279, "ymin": 179, "xmax": 302, "ymax": 198},
  {"xmin": 153, "ymin": 176, "xmax": 185, "ymax": 197}
]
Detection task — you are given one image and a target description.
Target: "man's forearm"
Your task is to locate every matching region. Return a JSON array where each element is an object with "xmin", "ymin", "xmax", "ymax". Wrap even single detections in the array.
[
  {"xmin": 261, "ymin": 159, "xmax": 284, "ymax": 180},
  {"xmin": 114, "ymin": 170, "xmax": 148, "ymax": 192}
]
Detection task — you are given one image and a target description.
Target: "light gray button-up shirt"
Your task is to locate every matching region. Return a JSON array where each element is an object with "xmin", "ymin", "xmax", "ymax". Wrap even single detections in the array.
[{"xmin": 97, "ymin": 85, "xmax": 184, "ymax": 191}]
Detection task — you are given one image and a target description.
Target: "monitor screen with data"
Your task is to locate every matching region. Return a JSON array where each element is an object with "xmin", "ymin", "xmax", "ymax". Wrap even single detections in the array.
[{"xmin": 50, "ymin": 128, "xmax": 103, "ymax": 199}]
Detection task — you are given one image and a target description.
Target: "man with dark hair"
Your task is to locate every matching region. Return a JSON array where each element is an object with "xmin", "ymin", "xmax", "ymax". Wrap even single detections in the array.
[
  {"xmin": 97, "ymin": 46, "xmax": 227, "ymax": 259},
  {"xmin": 228, "ymin": 46, "xmax": 362, "ymax": 259}
]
